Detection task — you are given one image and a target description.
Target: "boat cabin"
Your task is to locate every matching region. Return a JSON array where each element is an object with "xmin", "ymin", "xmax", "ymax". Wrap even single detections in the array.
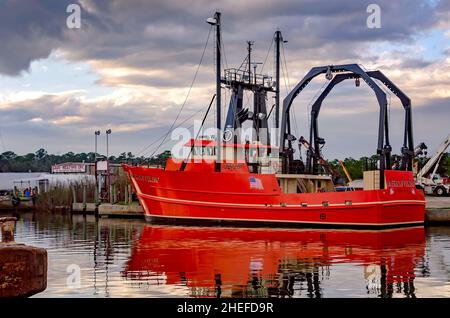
[{"xmin": 165, "ymin": 137, "xmax": 335, "ymax": 194}]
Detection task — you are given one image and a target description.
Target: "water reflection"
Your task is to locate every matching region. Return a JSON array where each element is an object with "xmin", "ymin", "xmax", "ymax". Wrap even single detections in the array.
[
  {"xmin": 123, "ymin": 225, "xmax": 425, "ymax": 298},
  {"xmin": 5, "ymin": 211, "xmax": 450, "ymax": 298}
]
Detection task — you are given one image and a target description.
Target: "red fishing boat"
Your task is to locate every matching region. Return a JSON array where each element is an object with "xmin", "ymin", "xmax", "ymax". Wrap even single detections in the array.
[{"xmin": 123, "ymin": 12, "xmax": 425, "ymax": 228}]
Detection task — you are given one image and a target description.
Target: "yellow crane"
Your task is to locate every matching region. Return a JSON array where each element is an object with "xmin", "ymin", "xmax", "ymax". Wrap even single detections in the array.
[{"xmin": 338, "ymin": 160, "xmax": 353, "ymax": 185}]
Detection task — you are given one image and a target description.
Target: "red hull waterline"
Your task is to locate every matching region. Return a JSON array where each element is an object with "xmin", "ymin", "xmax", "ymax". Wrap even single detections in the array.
[{"xmin": 123, "ymin": 164, "xmax": 425, "ymax": 228}]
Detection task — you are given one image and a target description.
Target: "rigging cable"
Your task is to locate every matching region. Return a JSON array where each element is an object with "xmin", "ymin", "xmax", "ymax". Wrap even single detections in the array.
[
  {"xmin": 136, "ymin": 102, "xmax": 212, "ymax": 157},
  {"xmin": 182, "ymin": 94, "xmax": 216, "ymax": 167},
  {"xmin": 281, "ymin": 42, "xmax": 299, "ymax": 141},
  {"xmin": 260, "ymin": 37, "xmax": 274, "ymax": 74},
  {"xmin": 305, "ymin": 80, "xmax": 328, "ymax": 130},
  {"xmin": 146, "ymin": 25, "xmax": 213, "ymax": 158},
  {"xmin": 144, "ymin": 108, "xmax": 214, "ymax": 160}
]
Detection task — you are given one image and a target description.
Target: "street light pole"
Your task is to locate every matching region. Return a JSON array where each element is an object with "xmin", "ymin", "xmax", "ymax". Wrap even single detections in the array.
[
  {"xmin": 106, "ymin": 129, "xmax": 111, "ymax": 160},
  {"xmin": 94, "ymin": 130, "xmax": 100, "ymax": 204},
  {"xmin": 106, "ymin": 129, "xmax": 112, "ymax": 203},
  {"xmin": 95, "ymin": 131, "xmax": 100, "ymax": 160}
]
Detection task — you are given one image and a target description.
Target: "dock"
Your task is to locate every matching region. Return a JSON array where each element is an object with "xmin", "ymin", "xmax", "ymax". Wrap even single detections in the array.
[
  {"xmin": 0, "ymin": 199, "xmax": 34, "ymax": 211},
  {"xmin": 425, "ymin": 196, "xmax": 450, "ymax": 223},
  {"xmin": 72, "ymin": 202, "xmax": 144, "ymax": 218},
  {"xmin": 98, "ymin": 203, "xmax": 144, "ymax": 218}
]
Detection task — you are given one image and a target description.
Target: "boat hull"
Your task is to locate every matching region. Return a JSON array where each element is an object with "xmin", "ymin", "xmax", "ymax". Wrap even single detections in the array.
[{"xmin": 123, "ymin": 165, "xmax": 425, "ymax": 228}]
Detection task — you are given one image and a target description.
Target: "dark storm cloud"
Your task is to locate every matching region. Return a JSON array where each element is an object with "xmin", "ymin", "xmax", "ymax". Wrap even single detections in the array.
[
  {"xmin": 0, "ymin": 0, "xmax": 72, "ymax": 75},
  {"xmin": 0, "ymin": 0, "xmax": 446, "ymax": 79}
]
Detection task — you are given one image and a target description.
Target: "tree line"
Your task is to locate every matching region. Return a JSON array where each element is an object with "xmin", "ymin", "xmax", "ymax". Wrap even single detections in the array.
[
  {"xmin": 0, "ymin": 148, "xmax": 171, "ymax": 172},
  {"xmin": 0, "ymin": 148, "xmax": 448, "ymax": 180}
]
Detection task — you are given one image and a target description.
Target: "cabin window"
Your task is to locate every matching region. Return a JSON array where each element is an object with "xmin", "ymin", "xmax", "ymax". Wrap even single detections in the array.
[
  {"xmin": 192, "ymin": 146, "xmax": 215, "ymax": 156},
  {"xmin": 206, "ymin": 146, "xmax": 215, "ymax": 156}
]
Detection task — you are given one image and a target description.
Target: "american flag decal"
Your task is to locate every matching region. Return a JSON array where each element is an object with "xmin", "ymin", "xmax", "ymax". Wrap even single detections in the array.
[{"xmin": 249, "ymin": 176, "xmax": 264, "ymax": 190}]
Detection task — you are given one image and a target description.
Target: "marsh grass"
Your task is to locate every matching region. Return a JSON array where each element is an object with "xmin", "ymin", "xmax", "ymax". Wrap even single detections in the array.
[
  {"xmin": 35, "ymin": 183, "xmax": 73, "ymax": 211},
  {"xmin": 35, "ymin": 172, "xmax": 133, "ymax": 211}
]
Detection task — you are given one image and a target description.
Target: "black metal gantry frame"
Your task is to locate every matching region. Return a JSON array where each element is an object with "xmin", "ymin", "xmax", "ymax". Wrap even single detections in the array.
[{"xmin": 279, "ymin": 64, "xmax": 414, "ymax": 189}]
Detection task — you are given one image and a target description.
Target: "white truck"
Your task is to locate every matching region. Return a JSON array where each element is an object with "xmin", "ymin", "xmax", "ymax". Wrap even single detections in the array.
[{"xmin": 416, "ymin": 134, "xmax": 450, "ymax": 196}]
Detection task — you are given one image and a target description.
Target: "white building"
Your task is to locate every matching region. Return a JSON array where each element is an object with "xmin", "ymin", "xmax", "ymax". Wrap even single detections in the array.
[{"xmin": 12, "ymin": 173, "xmax": 95, "ymax": 194}]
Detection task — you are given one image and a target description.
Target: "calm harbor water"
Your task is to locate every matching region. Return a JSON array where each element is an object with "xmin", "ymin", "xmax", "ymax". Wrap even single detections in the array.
[{"xmin": 3, "ymin": 211, "xmax": 450, "ymax": 298}]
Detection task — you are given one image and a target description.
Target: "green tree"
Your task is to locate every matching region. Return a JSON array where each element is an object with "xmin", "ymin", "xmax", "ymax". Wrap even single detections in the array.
[
  {"xmin": 0, "ymin": 151, "xmax": 17, "ymax": 160},
  {"xmin": 35, "ymin": 148, "xmax": 48, "ymax": 160}
]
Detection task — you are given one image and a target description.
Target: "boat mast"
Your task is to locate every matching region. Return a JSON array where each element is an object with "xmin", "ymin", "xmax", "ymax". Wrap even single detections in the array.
[
  {"xmin": 247, "ymin": 41, "xmax": 253, "ymax": 84},
  {"xmin": 275, "ymin": 31, "xmax": 282, "ymax": 131},
  {"xmin": 216, "ymin": 12, "xmax": 221, "ymax": 172},
  {"xmin": 208, "ymin": 12, "xmax": 222, "ymax": 172}
]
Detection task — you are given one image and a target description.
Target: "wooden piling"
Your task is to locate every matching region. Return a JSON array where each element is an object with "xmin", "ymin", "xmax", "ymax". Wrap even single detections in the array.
[
  {"xmin": 113, "ymin": 184, "xmax": 117, "ymax": 204},
  {"xmin": 82, "ymin": 185, "xmax": 87, "ymax": 213},
  {"xmin": 72, "ymin": 187, "xmax": 77, "ymax": 204},
  {"xmin": 0, "ymin": 217, "xmax": 47, "ymax": 297},
  {"xmin": 128, "ymin": 184, "xmax": 132, "ymax": 204}
]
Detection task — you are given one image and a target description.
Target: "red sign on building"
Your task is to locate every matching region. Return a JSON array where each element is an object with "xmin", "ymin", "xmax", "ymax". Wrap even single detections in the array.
[{"xmin": 51, "ymin": 163, "xmax": 86, "ymax": 174}]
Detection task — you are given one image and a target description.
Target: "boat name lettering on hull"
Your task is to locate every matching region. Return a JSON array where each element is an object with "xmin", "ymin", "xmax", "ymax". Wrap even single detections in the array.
[
  {"xmin": 223, "ymin": 163, "xmax": 245, "ymax": 170},
  {"xmin": 386, "ymin": 180, "xmax": 415, "ymax": 188},
  {"xmin": 134, "ymin": 175, "xmax": 160, "ymax": 183}
]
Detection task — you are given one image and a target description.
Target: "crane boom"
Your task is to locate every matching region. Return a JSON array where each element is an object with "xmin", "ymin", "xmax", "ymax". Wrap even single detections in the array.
[
  {"xmin": 298, "ymin": 136, "xmax": 338, "ymax": 177},
  {"xmin": 416, "ymin": 134, "xmax": 450, "ymax": 179},
  {"xmin": 339, "ymin": 160, "xmax": 353, "ymax": 184}
]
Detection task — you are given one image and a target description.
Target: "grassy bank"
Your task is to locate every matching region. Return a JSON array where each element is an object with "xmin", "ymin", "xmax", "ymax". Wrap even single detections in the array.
[{"xmin": 35, "ymin": 173, "xmax": 135, "ymax": 212}]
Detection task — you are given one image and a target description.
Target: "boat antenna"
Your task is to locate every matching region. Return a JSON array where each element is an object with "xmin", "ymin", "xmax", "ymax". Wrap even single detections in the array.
[{"xmin": 207, "ymin": 11, "xmax": 222, "ymax": 172}]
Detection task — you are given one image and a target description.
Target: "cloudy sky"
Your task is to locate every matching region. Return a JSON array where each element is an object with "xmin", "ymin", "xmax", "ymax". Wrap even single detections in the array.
[{"xmin": 0, "ymin": 0, "xmax": 449, "ymax": 159}]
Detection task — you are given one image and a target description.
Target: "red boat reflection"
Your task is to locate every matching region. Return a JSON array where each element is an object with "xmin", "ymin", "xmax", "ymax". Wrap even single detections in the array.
[{"xmin": 123, "ymin": 225, "xmax": 425, "ymax": 298}]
